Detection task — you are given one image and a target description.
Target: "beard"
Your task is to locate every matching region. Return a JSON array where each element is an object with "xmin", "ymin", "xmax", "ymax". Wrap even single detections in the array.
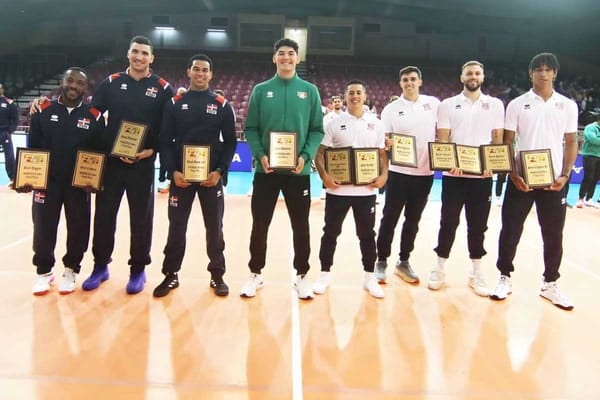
[{"xmin": 464, "ymin": 81, "xmax": 481, "ymax": 92}]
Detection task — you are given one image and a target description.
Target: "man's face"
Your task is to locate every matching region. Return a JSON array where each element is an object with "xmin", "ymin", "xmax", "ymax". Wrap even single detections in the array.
[
  {"xmin": 127, "ymin": 42, "xmax": 154, "ymax": 74},
  {"xmin": 61, "ymin": 70, "xmax": 88, "ymax": 102},
  {"xmin": 187, "ymin": 59, "xmax": 213, "ymax": 91},
  {"xmin": 399, "ymin": 72, "xmax": 422, "ymax": 96},
  {"xmin": 461, "ymin": 64, "xmax": 484, "ymax": 92},
  {"xmin": 272, "ymin": 46, "xmax": 299, "ymax": 75},
  {"xmin": 529, "ymin": 64, "xmax": 557, "ymax": 91},
  {"xmin": 332, "ymin": 98, "xmax": 343, "ymax": 110},
  {"xmin": 345, "ymin": 84, "xmax": 366, "ymax": 108}
]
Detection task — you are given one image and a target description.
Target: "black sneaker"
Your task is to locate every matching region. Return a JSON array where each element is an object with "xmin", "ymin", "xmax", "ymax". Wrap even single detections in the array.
[
  {"xmin": 210, "ymin": 276, "xmax": 229, "ymax": 297},
  {"xmin": 153, "ymin": 273, "xmax": 179, "ymax": 297}
]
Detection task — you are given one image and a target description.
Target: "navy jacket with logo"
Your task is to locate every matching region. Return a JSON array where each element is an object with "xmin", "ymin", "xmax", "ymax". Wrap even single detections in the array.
[
  {"xmin": 29, "ymin": 98, "xmax": 104, "ymax": 181},
  {"xmin": 0, "ymin": 95, "xmax": 18, "ymax": 133},
  {"xmin": 92, "ymin": 70, "xmax": 174, "ymax": 155},
  {"xmin": 160, "ymin": 89, "xmax": 237, "ymax": 175}
]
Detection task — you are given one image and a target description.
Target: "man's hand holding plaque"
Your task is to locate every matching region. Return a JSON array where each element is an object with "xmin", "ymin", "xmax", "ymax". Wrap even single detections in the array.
[
  {"xmin": 390, "ymin": 133, "xmax": 417, "ymax": 167},
  {"xmin": 269, "ymin": 131, "xmax": 298, "ymax": 170},
  {"xmin": 519, "ymin": 149, "xmax": 555, "ymax": 189},
  {"xmin": 324, "ymin": 147, "xmax": 352, "ymax": 186},
  {"xmin": 428, "ymin": 142, "xmax": 457, "ymax": 171},
  {"xmin": 455, "ymin": 144, "xmax": 483, "ymax": 175},
  {"xmin": 14, "ymin": 148, "xmax": 50, "ymax": 191},
  {"xmin": 111, "ymin": 121, "xmax": 148, "ymax": 161},
  {"xmin": 72, "ymin": 150, "xmax": 105, "ymax": 192},
  {"xmin": 182, "ymin": 145, "xmax": 211, "ymax": 183},
  {"xmin": 353, "ymin": 148, "xmax": 380, "ymax": 185}
]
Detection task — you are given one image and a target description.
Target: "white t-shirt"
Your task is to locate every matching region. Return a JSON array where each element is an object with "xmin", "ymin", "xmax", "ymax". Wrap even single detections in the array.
[
  {"xmin": 381, "ymin": 94, "xmax": 440, "ymax": 176},
  {"xmin": 323, "ymin": 110, "xmax": 343, "ymax": 127},
  {"xmin": 505, "ymin": 89, "xmax": 578, "ymax": 178},
  {"xmin": 438, "ymin": 92, "xmax": 505, "ymax": 178},
  {"xmin": 322, "ymin": 111, "xmax": 386, "ymax": 196}
]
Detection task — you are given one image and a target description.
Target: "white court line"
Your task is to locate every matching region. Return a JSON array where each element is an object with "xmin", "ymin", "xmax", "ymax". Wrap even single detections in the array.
[
  {"xmin": 290, "ymin": 252, "xmax": 304, "ymax": 400},
  {"xmin": 0, "ymin": 235, "xmax": 32, "ymax": 253}
]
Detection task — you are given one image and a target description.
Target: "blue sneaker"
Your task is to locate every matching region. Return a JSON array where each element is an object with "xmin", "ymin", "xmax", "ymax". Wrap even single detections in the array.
[
  {"xmin": 81, "ymin": 265, "xmax": 109, "ymax": 291},
  {"xmin": 126, "ymin": 271, "xmax": 146, "ymax": 294}
]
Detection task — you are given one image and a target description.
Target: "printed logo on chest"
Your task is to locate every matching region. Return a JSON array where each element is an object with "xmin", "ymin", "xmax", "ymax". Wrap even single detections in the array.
[
  {"xmin": 77, "ymin": 118, "xmax": 90, "ymax": 130},
  {"xmin": 145, "ymin": 87, "xmax": 158, "ymax": 98}
]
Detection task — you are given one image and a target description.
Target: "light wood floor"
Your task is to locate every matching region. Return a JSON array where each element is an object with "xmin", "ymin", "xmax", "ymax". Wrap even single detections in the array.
[{"xmin": 1, "ymin": 184, "xmax": 599, "ymax": 399}]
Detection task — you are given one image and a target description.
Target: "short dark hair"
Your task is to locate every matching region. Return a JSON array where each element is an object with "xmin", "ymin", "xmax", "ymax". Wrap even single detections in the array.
[
  {"xmin": 529, "ymin": 52, "xmax": 560, "ymax": 73},
  {"xmin": 345, "ymin": 79, "xmax": 366, "ymax": 90},
  {"xmin": 130, "ymin": 35, "xmax": 153, "ymax": 52},
  {"xmin": 399, "ymin": 66, "xmax": 422, "ymax": 79},
  {"xmin": 63, "ymin": 67, "xmax": 88, "ymax": 80},
  {"xmin": 187, "ymin": 54, "xmax": 213, "ymax": 71},
  {"xmin": 461, "ymin": 60, "xmax": 484, "ymax": 72},
  {"xmin": 273, "ymin": 38, "xmax": 299, "ymax": 53}
]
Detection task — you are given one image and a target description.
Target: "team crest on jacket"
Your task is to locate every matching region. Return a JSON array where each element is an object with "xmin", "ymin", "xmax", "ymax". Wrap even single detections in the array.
[
  {"xmin": 120, "ymin": 84, "xmax": 128, "ymax": 90},
  {"xmin": 297, "ymin": 91, "xmax": 307, "ymax": 99},
  {"xmin": 181, "ymin": 104, "xmax": 189, "ymax": 110},
  {"xmin": 206, "ymin": 104, "xmax": 218, "ymax": 114},
  {"xmin": 267, "ymin": 91, "xmax": 274, "ymax": 98},
  {"xmin": 77, "ymin": 117, "xmax": 90, "ymax": 130},
  {"xmin": 0, "ymin": 103, "xmax": 6, "ymax": 108},
  {"xmin": 145, "ymin": 87, "xmax": 158, "ymax": 98},
  {"xmin": 50, "ymin": 115, "xmax": 59, "ymax": 122}
]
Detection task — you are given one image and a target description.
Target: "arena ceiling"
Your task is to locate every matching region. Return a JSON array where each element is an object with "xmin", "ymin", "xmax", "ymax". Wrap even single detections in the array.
[{"xmin": 0, "ymin": 0, "xmax": 599, "ymax": 55}]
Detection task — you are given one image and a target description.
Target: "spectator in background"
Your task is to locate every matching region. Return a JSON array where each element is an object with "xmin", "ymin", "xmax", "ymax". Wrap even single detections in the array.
[
  {"xmin": 576, "ymin": 115, "xmax": 600, "ymax": 208},
  {"xmin": 323, "ymin": 95, "xmax": 344, "ymax": 127},
  {"xmin": 0, "ymin": 82, "xmax": 18, "ymax": 186}
]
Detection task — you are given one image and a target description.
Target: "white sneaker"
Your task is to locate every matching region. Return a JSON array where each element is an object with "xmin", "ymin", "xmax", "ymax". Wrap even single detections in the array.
[
  {"xmin": 374, "ymin": 260, "xmax": 387, "ymax": 283},
  {"xmin": 59, "ymin": 268, "xmax": 77, "ymax": 295},
  {"xmin": 468, "ymin": 271, "xmax": 490, "ymax": 297},
  {"xmin": 576, "ymin": 199, "xmax": 584, "ymax": 208},
  {"xmin": 294, "ymin": 274, "xmax": 314, "ymax": 300},
  {"xmin": 490, "ymin": 275, "xmax": 512, "ymax": 300},
  {"xmin": 240, "ymin": 273, "xmax": 264, "ymax": 298},
  {"xmin": 427, "ymin": 269, "xmax": 446, "ymax": 290},
  {"xmin": 32, "ymin": 272, "xmax": 55, "ymax": 295},
  {"xmin": 313, "ymin": 271, "xmax": 331, "ymax": 295},
  {"xmin": 540, "ymin": 280, "xmax": 574, "ymax": 310},
  {"xmin": 363, "ymin": 272, "xmax": 384, "ymax": 298},
  {"xmin": 157, "ymin": 179, "xmax": 171, "ymax": 193},
  {"xmin": 584, "ymin": 199, "xmax": 600, "ymax": 208}
]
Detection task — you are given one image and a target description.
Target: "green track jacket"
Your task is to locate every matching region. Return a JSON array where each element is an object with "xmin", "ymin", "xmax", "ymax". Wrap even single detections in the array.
[{"xmin": 244, "ymin": 73, "xmax": 324, "ymax": 175}]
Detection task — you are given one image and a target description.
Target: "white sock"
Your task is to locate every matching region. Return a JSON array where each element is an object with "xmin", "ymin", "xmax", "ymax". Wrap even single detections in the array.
[
  {"xmin": 471, "ymin": 259, "xmax": 482, "ymax": 275},
  {"xmin": 436, "ymin": 257, "xmax": 447, "ymax": 271}
]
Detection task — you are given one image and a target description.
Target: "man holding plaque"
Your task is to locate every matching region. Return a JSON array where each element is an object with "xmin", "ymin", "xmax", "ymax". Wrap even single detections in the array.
[
  {"xmin": 0, "ymin": 83, "xmax": 18, "ymax": 187},
  {"xmin": 429, "ymin": 61, "xmax": 504, "ymax": 297},
  {"xmin": 24, "ymin": 67, "xmax": 104, "ymax": 295},
  {"xmin": 374, "ymin": 66, "xmax": 440, "ymax": 285},
  {"xmin": 314, "ymin": 79, "xmax": 388, "ymax": 298},
  {"xmin": 152, "ymin": 54, "xmax": 236, "ymax": 298},
  {"xmin": 83, "ymin": 36, "xmax": 174, "ymax": 294},
  {"xmin": 241, "ymin": 38, "xmax": 324, "ymax": 300},
  {"xmin": 491, "ymin": 53, "xmax": 578, "ymax": 310}
]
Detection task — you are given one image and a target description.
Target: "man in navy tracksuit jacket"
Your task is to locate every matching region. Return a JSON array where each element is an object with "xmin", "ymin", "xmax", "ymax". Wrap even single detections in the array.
[
  {"xmin": 0, "ymin": 82, "xmax": 18, "ymax": 184},
  {"xmin": 152, "ymin": 54, "xmax": 237, "ymax": 298},
  {"xmin": 82, "ymin": 36, "xmax": 174, "ymax": 294},
  {"xmin": 26, "ymin": 67, "xmax": 104, "ymax": 295}
]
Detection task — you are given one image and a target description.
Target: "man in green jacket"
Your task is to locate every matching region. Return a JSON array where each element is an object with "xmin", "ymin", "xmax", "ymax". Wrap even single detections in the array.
[
  {"xmin": 241, "ymin": 38, "xmax": 324, "ymax": 300},
  {"xmin": 577, "ymin": 115, "xmax": 600, "ymax": 208}
]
